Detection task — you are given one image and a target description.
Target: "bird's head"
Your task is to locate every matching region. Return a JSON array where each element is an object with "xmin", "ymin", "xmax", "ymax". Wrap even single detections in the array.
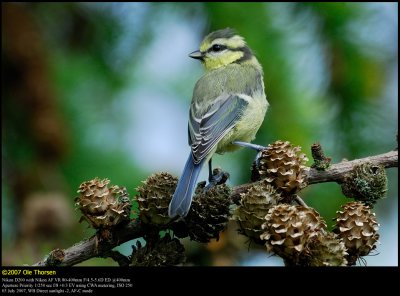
[{"xmin": 189, "ymin": 28, "xmax": 254, "ymax": 71}]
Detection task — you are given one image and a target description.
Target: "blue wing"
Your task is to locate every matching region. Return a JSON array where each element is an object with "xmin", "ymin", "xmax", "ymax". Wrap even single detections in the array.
[{"xmin": 188, "ymin": 94, "xmax": 249, "ymax": 164}]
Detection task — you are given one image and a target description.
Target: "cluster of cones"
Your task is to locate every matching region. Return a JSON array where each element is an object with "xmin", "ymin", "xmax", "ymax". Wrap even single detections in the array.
[{"xmin": 74, "ymin": 140, "xmax": 384, "ymax": 266}]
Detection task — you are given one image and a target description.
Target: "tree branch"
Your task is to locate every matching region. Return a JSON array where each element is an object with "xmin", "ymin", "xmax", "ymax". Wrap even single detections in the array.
[
  {"xmin": 232, "ymin": 150, "xmax": 398, "ymax": 198},
  {"xmin": 306, "ymin": 150, "xmax": 397, "ymax": 184},
  {"xmin": 33, "ymin": 149, "xmax": 397, "ymax": 266},
  {"xmin": 34, "ymin": 220, "xmax": 145, "ymax": 266}
]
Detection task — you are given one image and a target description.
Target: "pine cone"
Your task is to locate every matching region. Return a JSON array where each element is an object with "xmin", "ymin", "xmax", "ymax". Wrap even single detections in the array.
[
  {"xmin": 75, "ymin": 178, "xmax": 131, "ymax": 229},
  {"xmin": 341, "ymin": 163, "xmax": 387, "ymax": 207},
  {"xmin": 252, "ymin": 140, "xmax": 308, "ymax": 198},
  {"xmin": 233, "ymin": 181, "xmax": 282, "ymax": 244},
  {"xmin": 260, "ymin": 204, "xmax": 327, "ymax": 265},
  {"xmin": 130, "ymin": 234, "xmax": 185, "ymax": 266},
  {"xmin": 136, "ymin": 172, "xmax": 178, "ymax": 227},
  {"xmin": 303, "ymin": 233, "xmax": 348, "ymax": 266},
  {"xmin": 333, "ymin": 201, "xmax": 380, "ymax": 266},
  {"xmin": 176, "ymin": 182, "xmax": 231, "ymax": 243}
]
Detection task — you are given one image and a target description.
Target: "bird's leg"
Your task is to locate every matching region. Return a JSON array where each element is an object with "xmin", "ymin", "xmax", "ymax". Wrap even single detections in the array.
[
  {"xmin": 208, "ymin": 158, "xmax": 214, "ymax": 183},
  {"xmin": 233, "ymin": 141, "xmax": 266, "ymax": 166},
  {"xmin": 203, "ymin": 159, "xmax": 230, "ymax": 192},
  {"xmin": 232, "ymin": 141, "xmax": 265, "ymax": 151}
]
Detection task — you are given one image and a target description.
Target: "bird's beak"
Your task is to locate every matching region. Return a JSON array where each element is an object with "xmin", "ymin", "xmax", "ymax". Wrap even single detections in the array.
[{"xmin": 189, "ymin": 50, "xmax": 204, "ymax": 60}]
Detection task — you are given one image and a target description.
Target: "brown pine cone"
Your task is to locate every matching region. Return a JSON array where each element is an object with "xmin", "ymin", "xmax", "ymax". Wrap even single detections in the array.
[{"xmin": 75, "ymin": 178, "xmax": 131, "ymax": 229}]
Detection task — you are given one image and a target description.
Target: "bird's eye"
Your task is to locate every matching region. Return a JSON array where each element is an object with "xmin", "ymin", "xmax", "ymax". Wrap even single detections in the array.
[{"xmin": 211, "ymin": 44, "xmax": 226, "ymax": 52}]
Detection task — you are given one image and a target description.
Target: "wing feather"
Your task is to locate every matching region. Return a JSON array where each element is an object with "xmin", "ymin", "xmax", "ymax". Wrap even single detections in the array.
[{"xmin": 188, "ymin": 94, "xmax": 248, "ymax": 164}]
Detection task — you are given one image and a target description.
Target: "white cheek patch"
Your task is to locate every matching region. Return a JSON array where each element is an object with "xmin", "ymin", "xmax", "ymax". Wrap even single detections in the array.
[{"xmin": 209, "ymin": 49, "xmax": 228, "ymax": 57}]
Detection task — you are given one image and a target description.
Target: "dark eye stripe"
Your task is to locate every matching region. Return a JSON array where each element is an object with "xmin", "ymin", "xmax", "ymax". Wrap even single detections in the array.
[
  {"xmin": 208, "ymin": 44, "xmax": 227, "ymax": 53},
  {"xmin": 233, "ymin": 46, "xmax": 253, "ymax": 63}
]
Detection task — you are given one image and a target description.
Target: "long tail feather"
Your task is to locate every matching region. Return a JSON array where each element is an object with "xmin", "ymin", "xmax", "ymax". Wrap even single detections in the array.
[{"xmin": 168, "ymin": 154, "xmax": 204, "ymax": 218}]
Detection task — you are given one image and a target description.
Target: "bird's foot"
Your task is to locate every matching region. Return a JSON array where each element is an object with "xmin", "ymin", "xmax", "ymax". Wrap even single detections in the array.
[
  {"xmin": 254, "ymin": 150, "xmax": 265, "ymax": 167},
  {"xmin": 203, "ymin": 168, "xmax": 230, "ymax": 192}
]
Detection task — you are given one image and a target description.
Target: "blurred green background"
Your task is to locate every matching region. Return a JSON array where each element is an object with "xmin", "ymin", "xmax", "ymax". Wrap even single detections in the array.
[{"xmin": 2, "ymin": 2, "xmax": 398, "ymax": 266}]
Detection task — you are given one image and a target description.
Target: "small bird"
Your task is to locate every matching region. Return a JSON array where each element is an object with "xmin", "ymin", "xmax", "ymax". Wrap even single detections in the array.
[{"xmin": 168, "ymin": 28, "xmax": 269, "ymax": 218}]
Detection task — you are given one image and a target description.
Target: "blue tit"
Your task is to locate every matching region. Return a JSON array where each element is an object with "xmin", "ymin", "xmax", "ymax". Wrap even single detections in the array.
[{"xmin": 168, "ymin": 28, "xmax": 268, "ymax": 218}]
